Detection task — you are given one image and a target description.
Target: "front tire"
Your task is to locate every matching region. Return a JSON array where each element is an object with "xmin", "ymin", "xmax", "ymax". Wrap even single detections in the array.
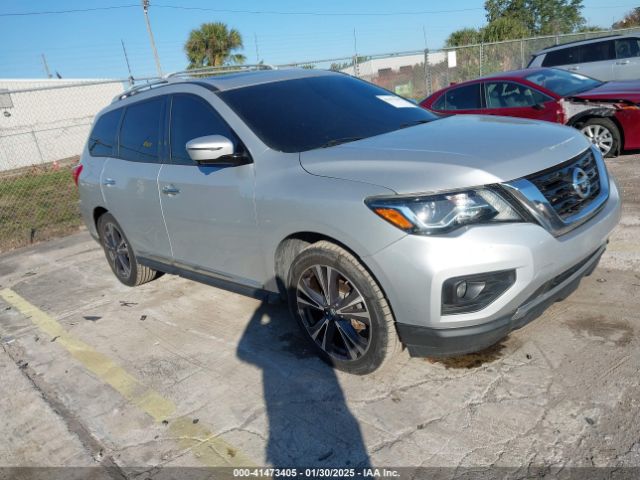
[
  {"xmin": 97, "ymin": 212, "xmax": 160, "ymax": 287},
  {"xmin": 287, "ymin": 241, "xmax": 400, "ymax": 374},
  {"xmin": 580, "ymin": 118, "xmax": 620, "ymax": 158}
]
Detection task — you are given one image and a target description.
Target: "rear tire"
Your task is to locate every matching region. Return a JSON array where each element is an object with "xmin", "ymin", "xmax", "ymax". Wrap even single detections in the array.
[
  {"xmin": 97, "ymin": 212, "xmax": 160, "ymax": 287},
  {"xmin": 287, "ymin": 240, "xmax": 400, "ymax": 375},
  {"xmin": 579, "ymin": 117, "xmax": 620, "ymax": 158}
]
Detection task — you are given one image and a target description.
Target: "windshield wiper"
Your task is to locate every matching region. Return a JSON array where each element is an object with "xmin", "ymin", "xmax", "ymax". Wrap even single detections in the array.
[
  {"xmin": 399, "ymin": 119, "xmax": 432, "ymax": 129},
  {"xmin": 319, "ymin": 137, "xmax": 365, "ymax": 148}
]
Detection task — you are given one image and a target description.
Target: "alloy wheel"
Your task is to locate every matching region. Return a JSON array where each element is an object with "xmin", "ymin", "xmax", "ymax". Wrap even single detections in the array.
[
  {"xmin": 296, "ymin": 264, "xmax": 372, "ymax": 361},
  {"xmin": 102, "ymin": 222, "xmax": 131, "ymax": 279},
  {"xmin": 581, "ymin": 124, "xmax": 613, "ymax": 156}
]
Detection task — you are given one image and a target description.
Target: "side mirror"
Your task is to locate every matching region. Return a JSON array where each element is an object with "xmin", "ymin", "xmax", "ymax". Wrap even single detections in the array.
[
  {"xmin": 532, "ymin": 103, "xmax": 545, "ymax": 111},
  {"xmin": 186, "ymin": 135, "xmax": 249, "ymax": 165}
]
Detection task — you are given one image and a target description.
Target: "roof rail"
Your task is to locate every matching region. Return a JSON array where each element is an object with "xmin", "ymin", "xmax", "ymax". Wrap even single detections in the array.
[
  {"xmin": 112, "ymin": 64, "xmax": 277, "ymax": 103},
  {"xmin": 539, "ymin": 33, "xmax": 626, "ymax": 51},
  {"xmin": 166, "ymin": 64, "xmax": 276, "ymax": 78},
  {"xmin": 112, "ymin": 78, "xmax": 169, "ymax": 103}
]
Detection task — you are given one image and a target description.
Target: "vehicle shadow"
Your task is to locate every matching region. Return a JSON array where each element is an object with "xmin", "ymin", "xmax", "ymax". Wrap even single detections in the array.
[{"xmin": 236, "ymin": 300, "xmax": 371, "ymax": 468}]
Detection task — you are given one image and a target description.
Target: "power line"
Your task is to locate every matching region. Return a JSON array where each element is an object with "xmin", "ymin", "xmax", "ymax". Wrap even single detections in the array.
[
  {"xmin": 153, "ymin": 5, "xmax": 485, "ymax": 16},
  {"xmin": 0, "ymin": 5, "xmax": 138, "ymax": 17},
  {"xmin": 1, "ymin": 2, "xmax": 636, "ymax": 18},
  {"xmin": 152, "ymin": 3, "xmax": 640, "ymax": 16}
]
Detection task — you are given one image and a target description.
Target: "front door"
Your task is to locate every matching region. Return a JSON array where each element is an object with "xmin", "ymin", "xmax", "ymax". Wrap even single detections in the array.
[
  {"xmin": 613, "ymin": 37, "xmax": 640, "ymax": 81},
  {"xmin": 483, "ymin": 81, "xmax": 559, "ymax": 123},
  {"xmin": 158, "ymin": 93, "xmax": 262, "ymax": 287},
  {"xmin": 101, "ymin": 95, "xmax": 172, "ymax": 260}
]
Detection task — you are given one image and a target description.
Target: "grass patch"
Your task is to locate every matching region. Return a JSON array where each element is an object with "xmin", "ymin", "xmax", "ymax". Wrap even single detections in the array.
[{"xmin": 0, "ymin": 165, "xmax": 82, "ymax": 251}]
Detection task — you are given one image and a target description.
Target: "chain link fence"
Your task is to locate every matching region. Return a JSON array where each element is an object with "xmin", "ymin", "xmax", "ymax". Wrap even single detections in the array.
[
  {"xmin": 287, "ymin": 26, "xmax": 640, "ymax": 99},
  {"xmin": 0, "ymin": 80, "xmax": 128, "ymax": 251},
  {"xmin": 1, "ymin": 26, "xmax": 639, "ymax": 251}
]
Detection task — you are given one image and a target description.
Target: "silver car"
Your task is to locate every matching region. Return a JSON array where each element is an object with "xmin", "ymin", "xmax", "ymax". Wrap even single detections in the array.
[
  {"xmin": 76, "ymin": 68, "xmax": 621, "ymax": 374},
  {"xmin": 528, "ymin": 34, "xmax": 640, "ymax": 81}
]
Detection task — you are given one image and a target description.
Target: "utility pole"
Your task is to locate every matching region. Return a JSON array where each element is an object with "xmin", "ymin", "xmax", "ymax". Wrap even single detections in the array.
[
  {"xmin": 141, "ymin": 0, "xmax": 163, "ymax": 77},
  {"xmin": 353, "ymin": 28, "xmax": 359, "ymax": 77},
  {"xmin": 423, "ymin": 26, "xmax": 432, "ymax": 97},
  {"xmin": 121, "ymin": 40, "xmax": 134, "ymax": 85},
  {"xmin": 41, "ymin": 54, "xmax": 52, "ymax": 78},
  {"xmin": 254, "ymin": 33, "xmax": 260, "ymax": 63}
]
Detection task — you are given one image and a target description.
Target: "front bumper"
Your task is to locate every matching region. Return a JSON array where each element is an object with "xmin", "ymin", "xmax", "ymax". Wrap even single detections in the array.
[
  {"xmin": 396, "ymin": 244, "xmax": 604, "ymax": 356},
  {"xmin": 363, "ymin": 178, "xmax": 621, "ymax": 356}
]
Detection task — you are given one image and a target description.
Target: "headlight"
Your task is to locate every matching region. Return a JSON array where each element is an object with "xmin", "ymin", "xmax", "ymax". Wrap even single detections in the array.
[{"xmin": 366, "ymin": 188, "xmax": 523, "ymax": 235}]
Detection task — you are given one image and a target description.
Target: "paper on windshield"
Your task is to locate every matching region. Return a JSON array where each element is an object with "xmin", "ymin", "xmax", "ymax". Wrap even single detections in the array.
[{"xmin": 376, "ymin": 95, "xmax": 417, "ymax": 108}]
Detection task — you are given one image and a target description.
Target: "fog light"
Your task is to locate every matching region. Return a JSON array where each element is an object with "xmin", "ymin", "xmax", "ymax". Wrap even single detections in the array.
[{"xmin": 442, "ymin": 270, "xmax": 516, "ymax": 315}]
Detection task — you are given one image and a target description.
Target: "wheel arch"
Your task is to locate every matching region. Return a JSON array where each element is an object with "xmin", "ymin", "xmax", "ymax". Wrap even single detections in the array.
[
  {"xmin": 93, "ymin": 206, "xmax": 109, "ymax": 230},
  {"xmin": 272, "ymin": 232, "xmax": 393, "ymax": 313},
  {"xmin": 567, "ymin": 111, "xmax": 624, "ymax": 155}
]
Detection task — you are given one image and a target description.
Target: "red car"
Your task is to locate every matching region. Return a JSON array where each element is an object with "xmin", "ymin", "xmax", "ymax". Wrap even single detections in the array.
[{"xmin": 421, "ymin": 67, "xmax": 640, "ymax": 157}]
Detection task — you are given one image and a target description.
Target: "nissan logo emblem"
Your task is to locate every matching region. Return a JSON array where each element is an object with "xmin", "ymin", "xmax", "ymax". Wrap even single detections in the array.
[{"xmin": 572, "ymin": 167, "xmax": 591, "ymax": 199}]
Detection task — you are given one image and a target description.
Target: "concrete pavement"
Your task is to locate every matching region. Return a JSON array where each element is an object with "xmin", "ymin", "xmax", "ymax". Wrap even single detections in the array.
[{"xmin": 0, "ymin": 155, "xmax": 639, "ymax": 478}]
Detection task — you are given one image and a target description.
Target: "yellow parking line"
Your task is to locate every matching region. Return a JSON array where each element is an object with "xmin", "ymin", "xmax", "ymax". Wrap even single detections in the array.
[{"xmin": 0, "ymin": 288, "xmax": 255, "ymax": 467}]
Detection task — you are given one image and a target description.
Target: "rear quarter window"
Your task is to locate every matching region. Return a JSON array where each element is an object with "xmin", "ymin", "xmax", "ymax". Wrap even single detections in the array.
[{"xmin": 88, "ymin": 109, "xmax": 122, "ymax": 157}]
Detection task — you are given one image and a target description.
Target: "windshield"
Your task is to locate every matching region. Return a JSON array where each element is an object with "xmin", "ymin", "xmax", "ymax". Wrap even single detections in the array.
[
  {"xmin": 218, "ymin": 74, "xmax": 438, "ymax": 153},
  {"xmin": 524, "ymin": 68, "xmax": 603, "ymax": 97}
]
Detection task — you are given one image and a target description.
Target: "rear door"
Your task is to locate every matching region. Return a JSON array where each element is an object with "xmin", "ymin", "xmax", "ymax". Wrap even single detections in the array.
[
  {"xmin": 101, "ymin": 95, "xmax": 172, "ymax": 261},
  {"xmin": 613, "ymin": 37, "xmax": 640, "ymax": 80},
  {"xmin": 576, "ymin": 40, "xmax": 616, "ymax": 81},
  {"xmin": 483, "ymin": 80, "xmax": 559, "ymax": 123},
  {"xmin": 542, "ymin": 42, "xmax": 615, "ymax": 81},
  {"xmin": 158, "ymin": 92, "xmax": 261, "ymax": 287},
  {"xmin": 81, "ymin": 108, "xmax": 122, "ymax": 231}
]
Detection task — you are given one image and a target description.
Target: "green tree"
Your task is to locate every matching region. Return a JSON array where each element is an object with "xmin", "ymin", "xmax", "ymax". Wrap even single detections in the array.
[
  {"xmin": 612, "ymin": 7, "xmax": 640, "ymax": 29},
  {"xmin": 445, "ymin": 0, "xmax": 587, "ymax": 47},
  {"xmin": 184, "ymin": 22, "xmax": 246, "ymax": 69},
  {"xmin": 445, "ymin": 27, "xmax": 483, "ymax": 47},
  {"xmin": 485, "ymin": 0, "xmax": 585, "ymax": 35},
  {"xmin": 576, "ymin": 25, "xmax": 604, "ymax": 33},
  {"xmin": 482, "ymin": 16, "xmax": 530, "ymax": 42}
]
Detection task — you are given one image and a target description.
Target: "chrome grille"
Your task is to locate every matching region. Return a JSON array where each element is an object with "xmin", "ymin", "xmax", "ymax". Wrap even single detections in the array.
[{"xmin": 527, "ymin": 150, "xmax": 601, "ymax": 219}]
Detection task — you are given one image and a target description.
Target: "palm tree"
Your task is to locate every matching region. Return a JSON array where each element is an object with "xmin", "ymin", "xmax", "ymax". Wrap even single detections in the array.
[{"xmin": 184, "ymin": 22, "xmax": 246, "ymax": 69}]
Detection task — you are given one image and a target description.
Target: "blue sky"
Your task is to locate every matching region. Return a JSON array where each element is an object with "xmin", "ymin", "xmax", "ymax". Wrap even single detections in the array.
[{"xmin": 0, "ymin": 0, "xmax": 636, "ymax": 79}]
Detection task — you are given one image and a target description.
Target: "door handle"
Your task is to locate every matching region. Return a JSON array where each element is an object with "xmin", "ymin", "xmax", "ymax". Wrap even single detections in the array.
[
  {"xmin": 103, "ymin": 178, "xmax": 116, "ymax": 186},
  {"xmin": 161, "ymin": 185, "xmax": 180, "ymax": 196},
  {"xmin": 568, "ymin": 66, "xmax": 580, "ymax": 71},
  {"xmin": 616, "ymin": 60, "xmax": 630, "ymax": 65}
]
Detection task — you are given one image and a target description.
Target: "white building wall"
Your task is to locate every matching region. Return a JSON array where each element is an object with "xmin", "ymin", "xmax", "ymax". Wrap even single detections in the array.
[
  {"xmin": 341, "ymin": 52, "xmax": 446, "ymax": 79},
  {"xmin": 0, "ymin": 79, "xmax": 125, "ymax": 172}
]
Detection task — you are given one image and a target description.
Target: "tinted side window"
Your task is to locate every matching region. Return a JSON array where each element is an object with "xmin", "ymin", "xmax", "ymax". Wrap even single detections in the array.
[
  {"xmin": 443, "ymin": 84, "xmax": 481, "ymax": 110},
  {"xmin": 485, "ymin": 81, "xmax": 551, "ymax": 108},
  {"xmin": 119, "ymin": 97, "xmax": 164, "ymax": 163},
  {"xmin": 431, "ymin": 93, "xmax": 446, "ymax": 110},
  {"xmin": 579, "ymin": 41, "xmax": 614, "ymax": 63},
  {"xmin": 615, "ymin": 38, "xmax": 640, "ymax": 58},
  {"xmin": 542, "ymin": 46, "xmax": 580, "ymax": 67},
  {"xmin": 88, "ymin": 109, "xmax": 122, "ymax": 157},
  {"xmin": 170, "ymin": 94, "xmax": 237, "ymax": 165}
]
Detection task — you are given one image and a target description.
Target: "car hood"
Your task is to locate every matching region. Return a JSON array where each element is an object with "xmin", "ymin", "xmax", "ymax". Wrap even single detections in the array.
[
  {"xmin": 572, "ymin": 80, "xmax": 640, "ymax": 103},
  {"xmin": 299, "ymin": 114, "xmax": 591, "ymax": 194}
]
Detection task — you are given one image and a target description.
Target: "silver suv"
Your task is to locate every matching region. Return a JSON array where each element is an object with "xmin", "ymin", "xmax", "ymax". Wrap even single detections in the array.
[
  {"xmin": 528, "ymin": 34, "xmax": 640, "ymax": 81},
  {"xmin": 77, "ymin": 68, "xmax": 621, "ymax": 374}
]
